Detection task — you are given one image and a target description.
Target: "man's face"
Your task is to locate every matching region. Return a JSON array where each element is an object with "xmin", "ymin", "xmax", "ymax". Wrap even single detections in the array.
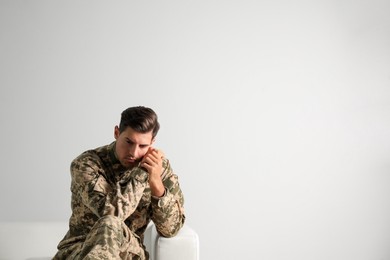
[{"xmin": 114, "ymin": 126, "xmax": 154, "ymax": 168}]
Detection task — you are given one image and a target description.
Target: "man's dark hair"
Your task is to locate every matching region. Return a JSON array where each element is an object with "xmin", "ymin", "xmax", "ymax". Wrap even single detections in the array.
[{"xmin": 119, "ymin": 106, "xmax": 160, "ymax": 138}]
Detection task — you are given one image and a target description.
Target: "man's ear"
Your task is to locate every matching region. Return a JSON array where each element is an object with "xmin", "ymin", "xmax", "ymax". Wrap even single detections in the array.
[
  {"xmin": 114, "ymin": 126, "xmax": 120, "ymax": 139},
  {"xmin": 151, "ymin": 138, "xmax": 156, "ymax": 145}
]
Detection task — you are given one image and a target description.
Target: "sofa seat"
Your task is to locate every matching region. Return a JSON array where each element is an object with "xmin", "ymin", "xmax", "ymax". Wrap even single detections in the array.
[{"xmin": 0, "ymin": 221, "xmax": 199, "ymax": 260}]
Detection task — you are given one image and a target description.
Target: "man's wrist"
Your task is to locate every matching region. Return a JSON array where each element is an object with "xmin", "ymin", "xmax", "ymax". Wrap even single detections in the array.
[
  {"xmin": 149, "ymin": 175, "xmax": 165, "ymax": 197},
  {"xmin": 151, "ymin": 185, "xmax": 165, "ymax": 198}
]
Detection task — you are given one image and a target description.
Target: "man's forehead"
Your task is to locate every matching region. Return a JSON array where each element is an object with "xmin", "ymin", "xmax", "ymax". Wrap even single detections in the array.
[{"xmin": 123, "ymin": 129, "xmax": 153, "ymax": 144}]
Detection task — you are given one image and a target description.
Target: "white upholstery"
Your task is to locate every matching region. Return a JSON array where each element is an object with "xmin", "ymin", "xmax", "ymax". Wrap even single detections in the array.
[
  {"xmin": 0, "ymin": 221, "xmax": 199, "ymax": 260},
  {"xmin": 145, "ymin": 224, "xmax": 199, "ymax": 260}
]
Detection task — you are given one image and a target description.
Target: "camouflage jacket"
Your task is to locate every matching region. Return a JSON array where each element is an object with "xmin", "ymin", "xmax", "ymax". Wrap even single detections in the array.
[{"xmin": 56, "ymin": 142, "xmax": 185, "ymax": 252}]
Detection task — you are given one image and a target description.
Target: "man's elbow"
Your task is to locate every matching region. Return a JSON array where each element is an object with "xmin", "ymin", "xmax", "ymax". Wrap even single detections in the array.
[{"xmin": 157, "ymin": 218, "xmax": 185, "ymax": 238}]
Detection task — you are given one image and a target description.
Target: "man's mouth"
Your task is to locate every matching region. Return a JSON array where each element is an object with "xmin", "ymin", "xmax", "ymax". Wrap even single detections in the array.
[{"xmin": 125, "ymin": 157, "xmax": 137, "ymax": 163}]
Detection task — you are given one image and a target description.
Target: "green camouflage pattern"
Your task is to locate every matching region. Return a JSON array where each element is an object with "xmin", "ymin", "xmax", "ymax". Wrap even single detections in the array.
[{"xmin": 54, "ymin": 142, "xmax": 185, "ymax": 259}]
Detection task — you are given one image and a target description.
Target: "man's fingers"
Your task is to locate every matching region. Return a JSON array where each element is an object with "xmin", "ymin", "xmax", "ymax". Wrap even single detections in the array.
[
  {"xmin": 149, "ymin": 148, "xmax": 164, "ymax": 158},
  {"xmin": 145, "ymin": 150, "xmax": 164, "ymax": 162},
  {"xmin": 156, "ymin": 149, "xmax": 165, "ymax": 158}
]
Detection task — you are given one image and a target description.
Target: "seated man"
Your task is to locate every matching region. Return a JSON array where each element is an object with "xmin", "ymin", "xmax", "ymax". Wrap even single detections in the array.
[{"xmin": 54, "ymin": 106, "xmax": 185, "ymax": 260}]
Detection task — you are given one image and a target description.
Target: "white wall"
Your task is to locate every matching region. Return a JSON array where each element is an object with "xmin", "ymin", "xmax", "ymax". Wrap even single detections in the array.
[{"xmin": 1, "ymin": 1, "xmax": 390, "ymax": 259}]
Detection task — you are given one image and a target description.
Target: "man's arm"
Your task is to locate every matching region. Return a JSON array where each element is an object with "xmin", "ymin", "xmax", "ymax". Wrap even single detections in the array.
[
  {"xmin": 150, "ymin": 159, "xmax": 185, "ymax": 237},
  {"xmin": 71, "ymin": 151, "xmax": 149, "ymax": 220},
  {"xmin": 70, "ymin": 152, "xmax": 109, "ymax": 217},
  {"xmin": 140, "ymin": 148, "xmax": 185, "ymax": 237}
]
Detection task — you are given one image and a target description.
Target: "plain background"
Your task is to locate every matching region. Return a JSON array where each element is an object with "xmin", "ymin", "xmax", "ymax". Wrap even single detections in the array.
[{"xmin": 1, "ymin": 1, "xmax": 390, "ymax": 259}]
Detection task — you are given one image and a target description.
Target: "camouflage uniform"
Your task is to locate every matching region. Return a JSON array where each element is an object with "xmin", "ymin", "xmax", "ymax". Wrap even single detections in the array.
[{"xmin": 54, "ymin": 142, "xmax": 185, "ymax": 260}]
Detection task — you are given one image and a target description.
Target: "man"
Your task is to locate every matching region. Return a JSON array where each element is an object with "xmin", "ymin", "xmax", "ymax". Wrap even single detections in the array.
[{"xmin": 54, "ymin": 106, "xmax": 185, "ymax": 260}]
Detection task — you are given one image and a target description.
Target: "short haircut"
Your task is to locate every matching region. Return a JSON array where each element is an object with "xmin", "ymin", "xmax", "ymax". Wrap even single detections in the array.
[{"xmin": 119, "ymin": 106, "xmax": 160, "ymax": 138}]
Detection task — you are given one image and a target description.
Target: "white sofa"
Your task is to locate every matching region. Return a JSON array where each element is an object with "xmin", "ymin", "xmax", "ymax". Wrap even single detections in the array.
[{"xmin": 0, "ymin": 221, "xmax": 199, "ymax": 260}]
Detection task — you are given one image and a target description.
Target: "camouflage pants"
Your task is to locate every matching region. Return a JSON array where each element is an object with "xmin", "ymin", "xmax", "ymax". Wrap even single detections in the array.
[{"xmin": 58, "ymin": 216, "xmax": 147, "ymax": 260}]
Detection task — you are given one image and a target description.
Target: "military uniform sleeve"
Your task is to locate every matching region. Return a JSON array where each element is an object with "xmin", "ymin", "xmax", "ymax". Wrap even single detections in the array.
[
  {"xmin": 151, "ymin": 159, "xmax": 185, "ymax": 237},
  {"xmin": 71, "ymin": 151, "xmax": 150, "ymax": 220},
  {"xmin": 70, "ymin": 152, "xmax": 113, "ymax": 218}
]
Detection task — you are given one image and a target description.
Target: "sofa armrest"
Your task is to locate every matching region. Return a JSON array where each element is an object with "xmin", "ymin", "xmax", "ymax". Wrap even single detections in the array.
[{"xmin": 144, "ymin": 223, "xmax": 199, "ymax": 260}]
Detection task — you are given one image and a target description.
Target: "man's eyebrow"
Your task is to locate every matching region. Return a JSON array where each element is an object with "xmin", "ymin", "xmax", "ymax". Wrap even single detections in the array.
[
  {"xmin": 126, "ymin": 137, "xmax": 134, "ymax": 143},
  {"xmin": 126, "ymin": 137, "xmax": 149, "ymax": 146}
]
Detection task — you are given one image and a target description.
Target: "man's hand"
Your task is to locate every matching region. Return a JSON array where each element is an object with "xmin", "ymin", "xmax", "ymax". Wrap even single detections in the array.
[{"xmin": 141, "ymin": 147, "xmax": 165, "ymax": 197}]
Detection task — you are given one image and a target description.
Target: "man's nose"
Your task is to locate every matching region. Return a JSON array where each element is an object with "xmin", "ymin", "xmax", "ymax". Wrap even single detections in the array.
[{"xmin": 129, "ymin": 145, "xmax": 140, "ymax": 158}]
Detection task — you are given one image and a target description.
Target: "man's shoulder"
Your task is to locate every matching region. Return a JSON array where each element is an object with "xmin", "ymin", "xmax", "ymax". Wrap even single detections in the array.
[
  {"xmin": 162, "ymin": 157, "xmax": 172, "ymax": 171},
  {"xmin": 69, "ymin": 146, "xmax": 110, "ymax": 185},
  {"xmin": 161, "ymin": 158, "xmax": 176, "ymax": 180},
  {"xmin": 71, "ymin": 144, "xmax": 110, "ymax": 168}
]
